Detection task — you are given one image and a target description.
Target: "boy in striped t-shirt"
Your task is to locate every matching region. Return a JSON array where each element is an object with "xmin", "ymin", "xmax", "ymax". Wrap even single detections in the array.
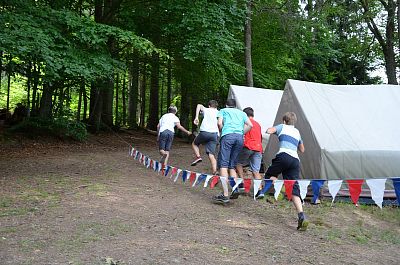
[{"xmin": 265, "ymin": 112, "xmax": 308, "ymax": 231}]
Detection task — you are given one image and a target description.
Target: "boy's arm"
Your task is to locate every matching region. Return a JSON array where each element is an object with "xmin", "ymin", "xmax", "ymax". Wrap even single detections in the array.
[
  {"xmin": 217, "ymin": 117, "xmax": 223, "ymax": 132},
  {"xmin": 176, "ymin": 122, "xmax": 192, "ymax": 136},
  {"xmin": 266, "ymin": 127, "xmax": 277, "ymax": 134},
  {"xmin": 243, "ymin": 117, "xmax": 253, "ymax": 134},
  {"xmin": 193, "ymin": 104, "xmax": 205, "ymax": 125},
  {"xmin": 156, "ymin": 123, "xmax": 160, "ymax": 141},
  {"xmin": 298, "ymin": 142, "xmax": 305, "ymax": 153}
]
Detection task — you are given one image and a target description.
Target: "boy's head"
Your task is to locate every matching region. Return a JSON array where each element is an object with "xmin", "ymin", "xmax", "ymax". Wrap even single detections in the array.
[
  {"xmin": 168, "ymin": 105, "xmax": 178, "ymax": 114},
  {"xmin": 208, "ymin": 100, "xmax": 218, "ymax": 108},
  {"xmin": 283, "ymin": 112, "xmax": 297, "ymax": 125},
  {"xmin": 243, "ymin": 107, "xmax": 254, "ymax": 117},
  {"xmin": 225, "ymin": 99, "xmax": 236, "ymax": 108}
]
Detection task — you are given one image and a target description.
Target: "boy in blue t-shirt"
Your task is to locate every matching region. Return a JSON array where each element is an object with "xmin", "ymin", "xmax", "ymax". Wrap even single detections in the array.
[
  {"xmin": 212, "ymin": 99, "xmax": 253, "ymax": 204},
  {"xmin": 265, "ymin": 112, "xmax": 308, "ymax": 231}
]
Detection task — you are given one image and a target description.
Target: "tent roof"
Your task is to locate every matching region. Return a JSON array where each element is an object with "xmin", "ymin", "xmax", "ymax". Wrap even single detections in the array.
[{"xmin": 288, "ymin": 79, "xmax": 400, "ymax": 152}]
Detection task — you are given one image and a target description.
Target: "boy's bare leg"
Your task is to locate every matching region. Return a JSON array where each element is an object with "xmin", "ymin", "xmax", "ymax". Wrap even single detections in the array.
[
  {"xmin": 192, "ymin": 142, "xmax": 201, "ymax": 158},
  {"xmin": 159, "ymin": 150, "xmax": 169, "ymax": 164},
  {"xmin": 208, "ymin": 153, "xmax": 217, "ymax": 174},
  {"xmin": 229, "ymin": 168, "xmax": 238, "ymax": 182},
  {"xmin": 219, "ymin": 167, "xmax": 229, "ymax": 196},
  {"xmin": 236, "ymin": 164, "xmax": 244, "ymax": 179},
  {"xmin": 292, "ymin": 195, "xmax": 304, "ymax": 213}
]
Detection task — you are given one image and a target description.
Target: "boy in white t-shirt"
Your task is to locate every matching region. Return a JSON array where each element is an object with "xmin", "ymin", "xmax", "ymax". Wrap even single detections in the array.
[
  {"xmin": 191, "ymin": 100, "xmax": 219, "ymax": 174},
  {"xmin": 157, "ymin": 106, "xmax": 192, "ymax": 165}
]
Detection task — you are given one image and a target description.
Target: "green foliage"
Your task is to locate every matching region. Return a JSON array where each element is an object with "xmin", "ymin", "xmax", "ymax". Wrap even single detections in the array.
[{"xmin": 8, "ymin": 116, "xmax": 88, "ymax": 141}]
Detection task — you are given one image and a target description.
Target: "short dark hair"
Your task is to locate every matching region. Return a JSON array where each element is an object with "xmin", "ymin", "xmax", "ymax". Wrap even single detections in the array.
[
  {"xmin": 283, "ymin": 112, "xmax": 297, "ymax": 125},
  {"xmin": 243, "ymin": 107, "xmax": 254, "ymax": 117},
  {"xmin": 168, "ymin": 105, "xmax": 178, "ymax": 114},
  {"xmin": 208, "ymin": 100, "xmax": 218, "ymax": 108},
  {"xmin": 226, "ymin": 99, "xmax": 236, "ymax": 108}
]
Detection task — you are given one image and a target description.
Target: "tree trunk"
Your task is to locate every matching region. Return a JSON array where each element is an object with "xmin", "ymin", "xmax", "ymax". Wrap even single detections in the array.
[
  {"xmin": 6, "ymin": 56, "xmax": 11, "ymax": 114},
  {"xmin": 0, "ymin": 51, "xmax": 2, "ymax": 103},
  {"xmin": 147, "ymin": 52, "xmax": 159, "ymax": 130},
  {"xmin": 140, "ymin": 63, "xmax": 147, "ymax": 128},
  {"xmin": 115, "ymin": 73, "xmax": 119, "ymax": 126},
  {"xmin": 39, "ymin": 82, "xmax": 54, "ymax": 118},
  {"xmin": 89, "ymin": 81, "xmax": 102, "ymax": 132},
  {"xmin": 167, "ymin": 56, "xmax": 172, "ymax": 111},
  {"xmin": 128, "ymin": 57, "xmax": 139, "ymax": 129},
  {"xmin": 122, "ymin": 72, "xmax": 126, "ymax": 126},
  {"xmin": 179, "ymin": 81, "xmax": 190, "ymax": 133},
  {"xmin": 31, "ymin": 64, "xmax": 40, "ymax": 116},
  {"xmin": 26, "ymin": 62, "xmax": 32, "ymax": 117},
  {"xmin": 77, "ymin": 80, "xmax": 84, "ymax": 121},
  {"xmin": 83, "ymin": 83, "xmax": 87, "ymax": 121},
  {"xmin": 101, "ymin": 78, "xmax": 114, "ymax": 127},
  {"xmin": 244, "ymin": 0, "xmax": 253, "ymax": 86}
]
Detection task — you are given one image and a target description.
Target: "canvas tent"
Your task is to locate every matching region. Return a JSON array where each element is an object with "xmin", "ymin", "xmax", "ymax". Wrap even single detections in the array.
[
  {"xmin": 265, "ymin": 79, "xmax": 400, "ymax": 186},
  {"xmin": 228, "ymin": 85, "xmax": 283, "ymax": 151}
]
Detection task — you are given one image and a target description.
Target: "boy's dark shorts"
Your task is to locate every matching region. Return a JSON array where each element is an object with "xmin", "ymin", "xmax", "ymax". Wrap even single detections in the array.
[
  {"xmin": 158, "ymin": 130, "xmax": 174, "ymax": 151},
  {"xmin": 265, "ymin": 152, "xmax": 301, "ymax": 197},
  {"xmin": 217, "ymin": 133, "xmax": 244, "ymax": 169},
  {"xmin": 193, "ymin": 131, "xmax": 218, "ymax": 155}
]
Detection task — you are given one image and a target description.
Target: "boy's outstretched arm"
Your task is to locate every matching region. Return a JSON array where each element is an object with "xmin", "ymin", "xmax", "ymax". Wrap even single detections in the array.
[
  {"xmin": 298, "ymin": 143, "xmax": 305, "ymax": 153},
  {"xmin": 193, "ymin": 104, "xmax": 204, "ymax": 125},
  {"xmin": 266, "ymin": 127, "xmax": 277, "ymax": 134},
  {"xmin": 175, "ymin": 122, "xmax": 192, "ymax": 136}
]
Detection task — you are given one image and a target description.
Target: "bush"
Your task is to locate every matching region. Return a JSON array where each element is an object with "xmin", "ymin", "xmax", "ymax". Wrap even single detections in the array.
[{"xmin": 8, "ymin": 117, "xmax": 88, "ymax": 141}]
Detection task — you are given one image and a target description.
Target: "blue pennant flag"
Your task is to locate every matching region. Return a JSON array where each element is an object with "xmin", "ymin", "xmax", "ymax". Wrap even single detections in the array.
[
  {"xmin": 155, "ymin": 161, "xmax": 159, "ymax": 172},
  {"xmin": 311, "ymin": 179, "xmax": 326, "ymax": 204},
  {"xmin": 196, "ymin": 174, "xmax": 207, "ymax": 186},
  {"xmin": 182, "ymin": 170, "xmax": 188, "ymax": 182},
  {"xmin": 261, "ymin": 179, "xmax": 273, "ymax": 195},
  {"xmin": 228, "ymin": 176, "xmax": 236, "ymax": 188},
  {"xmin": 134, "ymin": 151, "xmax": 140, "ymax": 160},
  {"xmin": 164, "ymin": 166, "xmax": 171, "ymax": 176},
  {"xmin": 392, "ymin": 178, "xmax": 400, "ymax": 206}
]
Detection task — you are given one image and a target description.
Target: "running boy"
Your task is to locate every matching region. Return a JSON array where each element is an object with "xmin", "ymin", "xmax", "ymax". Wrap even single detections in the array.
[
  {"xmin": 157, "ymin": 105, "xmax": 192, "ymax": 165},
  {"xmin": 235, "ymin": 107, "xmax": 263, "ymax": 199},
  {"xmin": 191, "ymin": 100, "xmax": 219, "ymax": 175},
  {"xmin": 265, "ymin": 112, "xmax": 308, "ymax": 231},
  {"xmin": 212, "ymin": 99, "xmax": 253, "ymax": 204}
]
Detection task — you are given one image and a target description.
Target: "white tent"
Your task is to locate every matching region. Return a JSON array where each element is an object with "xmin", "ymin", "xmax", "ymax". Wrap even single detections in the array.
[
  {"xmin": 228, "ymin": 85, "xmax": 283, "ymax": 150},
  {"xmin": 265, "ymin": 79, "xmax": 400, "ymax": 183}
]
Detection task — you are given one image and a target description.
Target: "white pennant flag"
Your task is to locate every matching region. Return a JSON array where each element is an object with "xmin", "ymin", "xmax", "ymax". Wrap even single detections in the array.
[
  {"xmin": 204, "ymin": 175, "xmax": 213, "ymax": 188},
  {"xmin": 219, "ymin": 176, "xmax": 229, "ymax": 194},
  {"xmin": 274, "ymin": 180, "xmax": 284, "ymax": 200},
  {"xmin": 192, "ymin": 173, "xmax": 200, "ymax": 187},
  {"xmin": 130, "ymin": 148, "xmax": 135, "ymax": 157},
  {"xmin": 253, "ymin": 179, "xmax": 262, "ymax": 200},
  {"xmin": 297, "ymin": 180, "xmax": 311, "ymax": 201},
  {"xmin": 231, "ymin": 178, "xmax": 243, "ymax": 192},
  {"xmin": 366, "ymin": 179, "xmax": 386, "ymax": 209},
  {"xmin": 328, "ymin": 180, "xmax": 343, "ymax": 204},
  {"xmin": 143, "ymin": 156, "xmax": 147, "ymax": 166},
  {"xmin": 173, "ymin": 169, "xmax": 182, "ymax": 183}
]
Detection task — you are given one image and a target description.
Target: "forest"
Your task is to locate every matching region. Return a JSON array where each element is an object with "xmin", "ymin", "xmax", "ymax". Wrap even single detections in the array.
[{"xmin": 0, "ymin": 0, "xmax": 399, "ymax": 139}]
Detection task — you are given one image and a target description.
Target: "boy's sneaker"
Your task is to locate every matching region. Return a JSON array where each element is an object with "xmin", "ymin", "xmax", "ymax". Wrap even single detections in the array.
[
  {"xmin": 255, "ymin": 190, "xmax": 265, "ymax": 199},
  {"xmin": 212, "ymin": 194, "xmax": 230, "ymax": 204},
  {"xmin": 191, "ymin": 157, "xmax": 203, "ymax": 166},
  {"xmin": 230, "ymin": 190, "xmax": 240, "ymax": 199},
  {"xmin": 297, "ymin": 217, "xmax": 309, "ymax": 231},
  {"xmin": 238, "ymin": 183, "xmax": 245, "ymax": 193}
]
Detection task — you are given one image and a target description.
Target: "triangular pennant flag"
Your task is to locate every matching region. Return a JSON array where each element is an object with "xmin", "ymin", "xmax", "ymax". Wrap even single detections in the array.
[
  {"xmin": 392, "ymin": 178, "xmax": 400, "ymax": 206},
  {"xmin": 142, "ymin": 156, "xmax": 146, "ymax": 165},
  {"xmin": 147, "ymin": 158, "xmax": 152, "ymax": 168},
  {"xmin": 134, "ymin": 151, "xmax": 139, "ymax": 160},
  {"xmin": 174, "ymin": 169, "xmax": 182, "ymax": 182},
  {"xmin": 191, "ymin": 173, "xmax": 200, "ymax": 187},
  {"xmin": 283, "ymin": 180, "xmax": 296, "ymax": 201},
  {"xmin": 196, "ymin": 174, "xmax": 207, "ymax": 186},
  {"xmin": 297, "ymin": 180, "xmax": 311, "ymax": 201},
  {"xmin": 366, "ymin": 179, "xmax": 387, "ymax": 209},
  {"xmin": 138, "ymin": 153, "xmax": 143, "ymax": 161},
  {"xmin": 149, "ymin": 159, "xmax": 154, "ymax": 169},
  {"xmin": 261, "ymin": 179, "xmax": 273, "ymax": 195},
  {"xmin": 346, "ymin": 179, "xmax": 364, "ymax": 205},
  {"xmin": 128, "ymin": 146, "xmax": 132, "ymax": 156},
  {"xmin": 210, "ymin": 176, "xmax": 219, "ymax": 189},
  {"xmin": 189, "ymin": 172, "xmax": 197, "ymax": 185},
  {"xmin": 164, "ymin": 166, "xmax": 171, "ymax": 176},
  {"xmin": 311, "ymin": 180, "xmax": 325, "ymax": 204},
  {"xmin": 182, "ymin": 170, "xmax": 188, "ymax": 182},
  {"xmin": 274, "ymin": 180, "xmax": 284, "ymax": 200},
  {"xmin": 204, "ymin": 175, "xmax": 213, "ymax": 188},
  {"xmin": 130, "ymin": 147, "xmax": 135, "ymax": 157},
  {"xmin": 219, "ymin": 176, "xmax": 229, "ymax": 193},
  {"xmin": 253, "ymin": 179, "xmax": 262, "ymax": 200},
  {"xmin": 231, "ymin": 178, "xmax": 243, "ymax": 192},
  {"xmin": 154, "ymin": 161, "xmax": 159, "ymax": 172},
  {"xmin": 158, "ymin": 163, "xmax": 163, "ymax": 173},
  {"xmin": 170, "ymin": 167, "xmax": 177, "ymax": 179},
  {"xmin": 243, "ymin": 179, "xmax": 252, "ymax": 193},
  {"xmin": 328, "ymin": 180, "xmax": 343, "ymax": 204}
]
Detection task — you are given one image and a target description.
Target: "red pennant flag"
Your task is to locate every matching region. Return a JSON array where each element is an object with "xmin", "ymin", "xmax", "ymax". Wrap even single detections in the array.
[
  {"xmin": 149, "ymin": 159, "xmax": 154, "ymax": 169},
  {"xmin": 189, "ymin": 172, "xmax": 196, "ymax": 185},
  {"xmin": 210, "ymin": 176, "xmax": 219, "ymax": 189},
  {"xmin": 161, "ymin": 163, "xmax": 166, "ymax": 175},
  {"xmin": 170, "ymin": 167, "xmax": 177, "ymax": 177},
  {"xmin": 244, "ymin": 179, "xmax": 252, "ymax": 193},
  {"xmin": 346, "ymin": 179, "xmax": 364, "ymax": 205},
  {"xmin": 284, "ymin": 180, "xmax": 296, "ymax": 200}
]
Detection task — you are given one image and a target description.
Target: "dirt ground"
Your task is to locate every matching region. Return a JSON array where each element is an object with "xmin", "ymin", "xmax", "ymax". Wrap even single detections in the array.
[{"xmin": 0, "ymin": 131, "xmax": 399, "ymax": 265}]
